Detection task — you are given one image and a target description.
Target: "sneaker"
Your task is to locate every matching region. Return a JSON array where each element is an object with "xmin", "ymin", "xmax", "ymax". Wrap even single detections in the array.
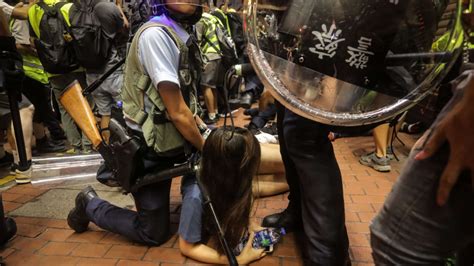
[
  {"xmin": 9, "ymin": 163, "xmax": 17, "ymax": 175},
  {"xmin": 81, "ymin": 146, "xmax": 93, "ymax": 154},
  {"xmin": 15, "ymin": 166, "xmax": 32, "ymax": 184},
  {"xmin": 203, "ymin": 115, "xmax": 219, "ymax": 125},
  {"xmin": 66, "ymin": 147, "xmax": 80, "ymax": 155},
  {"xmin": 359, "ymin": 152, "xmax": 391, "ymax": 172},
  {"xmin": 386, "ymin": 147, "xmax": 395, "ymax": 161}
]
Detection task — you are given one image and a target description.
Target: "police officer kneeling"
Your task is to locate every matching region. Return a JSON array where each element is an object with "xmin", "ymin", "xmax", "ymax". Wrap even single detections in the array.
[{"xmin": 67, "ymin": 0, "xmax": 205, "ymax": 246}]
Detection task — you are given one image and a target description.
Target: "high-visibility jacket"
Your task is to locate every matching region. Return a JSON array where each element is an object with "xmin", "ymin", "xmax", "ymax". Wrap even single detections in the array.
[
  {"xmin": 198, "ymin": 12, "xmax": 221, "ymax": 55},
  {"xmin": 28, "ymin": 0, "xmax": 73, "ymax": 39},
  {"xmin": 28, "ymin": 0, "xmax": 78, "ymax": 76},
  {"xmin": 9, "ymin": 19, "xmax": 49, "ymax": 84}
]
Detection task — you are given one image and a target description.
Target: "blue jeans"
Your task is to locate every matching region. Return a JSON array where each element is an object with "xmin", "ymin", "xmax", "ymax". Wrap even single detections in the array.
[{"xmin": 370, "ymin": 85, "xmax": 474, "ymax": 264}]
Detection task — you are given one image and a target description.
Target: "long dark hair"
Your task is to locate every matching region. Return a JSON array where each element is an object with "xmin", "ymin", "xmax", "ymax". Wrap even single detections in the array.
[{"xmin": 199, "ymin": 127, "xmax": 261, "ymax": 253}]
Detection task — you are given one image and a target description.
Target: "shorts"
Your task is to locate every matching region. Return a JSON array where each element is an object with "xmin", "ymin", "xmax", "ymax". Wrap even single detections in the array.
[
  {"xmin": 0, "ymin": 92, "xmax": 33, "ymax": 130},
  {"xmin": 201, "ymin": 59, "xmax": 222, "ymax": 89},
  {"xmin": 87, "ymin": 71, "xmax": 123, "ymax": 116},
  {"xmin": 0, "ymin": 92, "xmax": 32, "ymax": 116}
]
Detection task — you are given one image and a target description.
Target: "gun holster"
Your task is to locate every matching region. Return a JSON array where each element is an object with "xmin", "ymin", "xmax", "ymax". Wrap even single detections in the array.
[{"xmin": 96, "ymin": 119, "xmax": 145, "ymax": 193}]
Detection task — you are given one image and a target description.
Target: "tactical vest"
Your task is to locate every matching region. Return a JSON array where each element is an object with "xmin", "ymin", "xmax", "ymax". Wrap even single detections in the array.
[
  {"xmin": 122, "ymin": 22, "xmax": 201, "ymax": 157},
  {"xmin": 9, "ymin": 19, "xmax": 49, "ymax": 85},
  {"xmin": 200, "ymin": 13, "xmax": 221, "ymax": 55}
]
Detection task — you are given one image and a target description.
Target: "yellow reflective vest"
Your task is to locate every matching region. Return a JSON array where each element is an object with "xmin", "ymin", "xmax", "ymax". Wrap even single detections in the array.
[
  {"xmin": 199, "ymin": 12, "xmax": 221, "ymax": 55},
  {"xmin": 28, "ymin": 0, "xmax": 77, "ymax": 76},
  {"xmin": 9, "ymin": 19, "xmax": 49, "ymax": 84}
]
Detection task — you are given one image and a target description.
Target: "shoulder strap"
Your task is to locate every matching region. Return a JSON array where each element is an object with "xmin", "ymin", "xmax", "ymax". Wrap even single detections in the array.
[
  {"xmin": 129, "ymin": 22, "xmax": 189, "ymax": 114},
  {"xmin": 202, "ymin": 34, "xmax": 224, "ymax": 57}
]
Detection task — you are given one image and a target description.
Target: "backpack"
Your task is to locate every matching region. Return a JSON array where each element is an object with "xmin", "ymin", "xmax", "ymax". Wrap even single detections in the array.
[
  {"xmin": 34, "ymin": 1, "xmax": 80, "ymax": 74},
  {"xmin": 226, "ymin": 12, "xmax": 245, "ymax": 58},
  {"xmin": 68, "ymin": 0, "xmax": 112, "ymax": 70},
  {"xmin": 202, "ymin": 14, "xmax": 238, "ymax": 68}
]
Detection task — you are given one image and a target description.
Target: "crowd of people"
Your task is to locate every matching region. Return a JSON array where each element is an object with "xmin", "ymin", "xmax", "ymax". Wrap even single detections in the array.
[{"xmin": 0, "ymin": 0, "xmax": 473, "ymax": 265}]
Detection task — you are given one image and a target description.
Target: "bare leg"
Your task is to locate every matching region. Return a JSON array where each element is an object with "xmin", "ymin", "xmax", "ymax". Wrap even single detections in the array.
[
  {"xmin": 203, "ymin": 87, "xmax": 217, "ymax": 118},
  {"xmin": 253, "ymin": 173, "xmax": 289, "ymax": 197},
  {"xmin": 254, "ymin": 144, "xmax": 288, "ymax": 197},
  {"xmin": 258, "ymin": 143, "xmax": 285, "ymax": 174},
  {"xmin": 373, "ymin": 123, "xmax": 390, "ymax": 158},
  {"xmin": 10, "ymin": 105, "xmax": 34, "ymax": 163}
]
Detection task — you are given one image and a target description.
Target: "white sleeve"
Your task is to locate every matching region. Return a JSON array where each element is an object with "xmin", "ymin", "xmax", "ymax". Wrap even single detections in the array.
[
  {"xmin": 0, "ymin": 0, "xmax": 14, "ymax": 21},
  {"xmin": 11, "ymin": 20, "xmax": 30, "ymax": 45},
  {"xmin": 138, "ymin": 27, "xmax": 181, "ymax": 88}
]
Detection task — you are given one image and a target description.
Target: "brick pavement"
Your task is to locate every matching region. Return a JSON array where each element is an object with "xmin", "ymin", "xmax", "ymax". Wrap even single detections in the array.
[{"xmin": 0, "ymin": 110, "xmax": 420, "ymax": 265}]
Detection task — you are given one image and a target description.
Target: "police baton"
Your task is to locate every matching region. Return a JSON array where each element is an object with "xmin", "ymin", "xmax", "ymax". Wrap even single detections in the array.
[{"xmin": 82, "ymin": 58, "xmax": 126, "ymax": 96}]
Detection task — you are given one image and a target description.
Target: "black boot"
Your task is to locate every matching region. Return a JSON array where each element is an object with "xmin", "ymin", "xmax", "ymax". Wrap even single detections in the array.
[
  {"xmin": 67, "ymin": 186, "xmax": 98, "ymax": 233},
  {"xmin": 0, "ymin": 217, "xmax": 17, "ymax": 246},
  {"xmin": 262, "ymin": 207, "xmax": 302, "ymax": 232},
  {"xmin": 36, "ymin": 137, "xmax": 66, "ymax": 153}
]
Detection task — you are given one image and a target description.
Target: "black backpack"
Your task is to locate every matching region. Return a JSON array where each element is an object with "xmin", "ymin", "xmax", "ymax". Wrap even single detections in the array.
[
  {"xmin": 202, "ymin": 14, "xmax": 238, "ymax": 68},
  {"xmin": 68, "ymin": 0, "xmax": 112, "ymax": 70},
  {"xmin": 34, "ymin": 1, "xmax": 80, "ymax": 74},
  {"xmin": 226, "ymin": 12, "xmax": 245, "ymax": 58}
]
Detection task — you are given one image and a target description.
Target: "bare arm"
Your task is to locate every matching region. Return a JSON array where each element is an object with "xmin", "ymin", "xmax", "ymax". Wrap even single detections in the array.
[
  {"xmin": 0, "ymin": 11, "xmax": 9, "ymax": 36},
  {"xmin": 115, "ymin": 0, "xmax": 129, "ymax": 29},
  {"xmin": 179, "ymin": 233, "xmax": 266, "ymax": 265},
  {"xmin": 158, "ymin": 81, "xmax": 205, "ymax": 151},
  {"xmin": 11, "ymin": 4, "xmax": 29, "ymax": 20},
  {"xmin": 179, "ymin": 237, "xmax": 228, "ymax": 264}
]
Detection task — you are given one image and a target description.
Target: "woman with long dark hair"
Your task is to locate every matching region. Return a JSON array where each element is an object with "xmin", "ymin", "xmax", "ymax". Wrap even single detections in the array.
[{"xmin": 178, "ymin": 127, "xmax": 267, "ymax": 264}]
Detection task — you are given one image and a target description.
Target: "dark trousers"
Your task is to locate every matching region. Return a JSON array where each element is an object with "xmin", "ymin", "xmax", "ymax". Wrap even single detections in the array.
[
  {"xmin": 21, "ymin": 76, "xmax": 65, "ymax": 140},
  {"xmin": 277, "ymin": 102, "xmax": 349, "ymax": 265},
  {"xmin": 86, "ymin": 149, "xmax": 186, "ymax": 246}
]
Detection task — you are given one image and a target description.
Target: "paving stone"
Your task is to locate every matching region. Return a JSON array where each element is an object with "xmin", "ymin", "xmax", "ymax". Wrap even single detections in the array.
[
  {"xmin": 7, "ymin": 236, "xmax": 48, "ymax": 251},
  {"xmin": 117, "ymin": 259, "xmax": 159, "ymax": 266},
  {"xmin": 15, "ymin": 223, "xmax": 46, "ymax": 238},
  {"xmin": 76, "ymin": 257, "xmax": 119, "ymax": 266},
  {"xmin": 38, "ymin": 242, "xmax": 79, "ymax": 256},
  {"xmin": 71, "ymin": 243, "xmax": 112, "ymax": 258},
  {"xmin": 104, "ymin": 245, "xmax": 148, "ymax": 260},
  {"xmin": 251, "ymin": 255, "xmax": 280, "ymax": 265},
  {"xmin": 38, "ymin": 228, "xmax": 75, "ymax": 241},
  {"xmin": 66, "ymin": 231, "xmax": 107, "ymax": 243},
  {"xmin": 143, "ymin": 247, "xmax": 186, "ymax": 263},
  {"xmin": 38, "ymin": 255, "xmax": 81, "ymax": 265}
]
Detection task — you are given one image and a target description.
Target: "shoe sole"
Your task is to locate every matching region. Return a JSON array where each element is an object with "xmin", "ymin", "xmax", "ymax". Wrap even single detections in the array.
[
  {"xmin": 359, "ymin": 159, "xmax": 391, "ymax": 172},
  {"xmin": 15, "ymin": 178, "xmax": 31, "ymax": 184}
]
